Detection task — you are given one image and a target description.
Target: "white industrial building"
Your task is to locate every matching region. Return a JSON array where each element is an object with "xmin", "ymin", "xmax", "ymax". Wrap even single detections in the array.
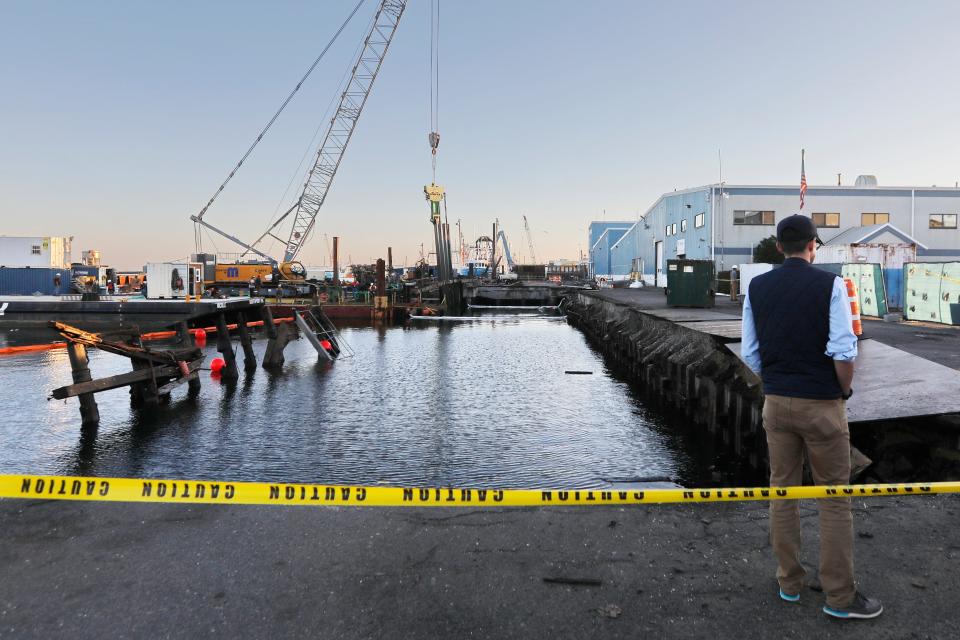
[
  {"xmin": 589, "ymin": 177, "xmax": 960, "ymax": 288},
  {"xmin": 0, "ymin": 236, "xmax": 72, "ymax": 269}
]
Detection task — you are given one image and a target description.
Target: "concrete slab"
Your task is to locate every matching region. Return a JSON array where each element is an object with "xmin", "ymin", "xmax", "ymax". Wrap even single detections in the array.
[
  {"xmin": 675, "ymin": 320, "xmax": 743, "ymax": 341},
  {"xmin": 640, "ymin": 308, "xmax": 740, "ymax": 323},
  {"xmin": 586, "ymin": 288, "xmax": 745, "ymax": 317},
  {"xmin": 726, "ymin": 339, "xmax": 960, "ymax": 423}
]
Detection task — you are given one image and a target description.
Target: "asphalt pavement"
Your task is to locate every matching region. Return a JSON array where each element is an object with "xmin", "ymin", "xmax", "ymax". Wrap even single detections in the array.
[{"xmin": 1, "ymin": 495, "xmax": 957, "ymax": 639}]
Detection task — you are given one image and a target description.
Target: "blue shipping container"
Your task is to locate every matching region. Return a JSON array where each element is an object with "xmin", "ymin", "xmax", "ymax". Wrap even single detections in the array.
[{"xmin": 0, "ymin": 267, "xmax": 68, "ymax": 295}]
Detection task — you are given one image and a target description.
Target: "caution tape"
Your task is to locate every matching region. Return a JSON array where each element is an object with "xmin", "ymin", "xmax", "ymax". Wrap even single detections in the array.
[{"xmin": 2, "ymin": 475, "xmax": 959, "ymax": 508}]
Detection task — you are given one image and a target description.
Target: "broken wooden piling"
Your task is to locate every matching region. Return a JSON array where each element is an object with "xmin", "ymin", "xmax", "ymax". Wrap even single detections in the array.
[
  {"xmin": 66, "ymin": 341, "xmax": 100, "ymax": 427},
  {"xmin": 50, "ymin": 322, "xmax": 204, "ymax": 426},
  {"xmin": 236, "ymin": 314, "xmax": 257, "ymax": 371},
  {"xmin": 261, "ymin": 306, "xmax": 297, "ymax": 368},
  {"xmin": 214, "ymin": 313, "xmax": 239, "ymax": 380}
]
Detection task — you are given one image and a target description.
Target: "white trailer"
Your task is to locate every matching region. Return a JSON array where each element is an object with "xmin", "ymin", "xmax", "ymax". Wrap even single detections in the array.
[
  {"xmin": 145, "ymin": 262, "xmax": 203, "ymax": 299},
  {"xmin": 0, "ymin": 236, "xmax": 72, "ymax": 269}
]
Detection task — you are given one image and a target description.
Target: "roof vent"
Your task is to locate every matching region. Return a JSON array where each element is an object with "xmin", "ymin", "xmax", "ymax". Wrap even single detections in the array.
[{"xmin": 854, "ymin": 175, "xmax": 878, "ymax": 187}]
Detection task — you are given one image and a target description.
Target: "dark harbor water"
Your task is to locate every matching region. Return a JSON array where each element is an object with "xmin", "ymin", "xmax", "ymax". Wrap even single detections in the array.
[{"xmin": 0, "ymin": 316, "xmax": 706, "ymax": 488}]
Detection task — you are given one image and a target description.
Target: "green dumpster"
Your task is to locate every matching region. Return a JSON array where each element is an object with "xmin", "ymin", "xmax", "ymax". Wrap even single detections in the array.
[{"xmin": 666, "ymin": 259, "xmax": 716, "ymax": 308}]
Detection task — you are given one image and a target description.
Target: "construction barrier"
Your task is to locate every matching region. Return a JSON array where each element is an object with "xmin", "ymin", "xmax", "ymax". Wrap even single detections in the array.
[
  {"xmin": 1, "ymin": 474, "xmax": 958, "ymax": 508},
  {"xmin": 843, "ymin": 277, "xmax": 863, "ymax": 336}
]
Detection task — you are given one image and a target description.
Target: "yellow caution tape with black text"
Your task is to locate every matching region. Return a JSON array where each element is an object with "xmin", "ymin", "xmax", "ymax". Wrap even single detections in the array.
[{"xmin": 2, "ymin": 475, "xmax": 959, "ymax": 508}]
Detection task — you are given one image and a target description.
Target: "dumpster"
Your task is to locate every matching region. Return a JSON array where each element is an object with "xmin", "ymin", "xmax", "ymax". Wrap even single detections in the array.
[{"xmin": 666, "ymin": 259, "xmax": 715, "ymax": 308}]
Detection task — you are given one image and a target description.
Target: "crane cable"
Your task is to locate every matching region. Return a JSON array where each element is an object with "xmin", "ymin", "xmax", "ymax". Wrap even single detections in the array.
[
  {"xmin": 192, "ymin": 0, "xmax": 367, "ymax": 252},
  {"xmin": 428, "ymin": 0, "xmax": 441, "ymax": 184}
]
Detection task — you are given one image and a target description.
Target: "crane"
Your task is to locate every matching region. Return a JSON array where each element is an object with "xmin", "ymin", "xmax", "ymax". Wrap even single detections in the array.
[
  {"xmin": 523, "ymin": 215, "xmax": 538, "ymax": 264},
  {"xmin": 496, "ymin": 229, "xmax": 516, "ymax": 270},
  {"xmin": 190, "ymin": 0, "xmax": 407, "ymax": 279}
]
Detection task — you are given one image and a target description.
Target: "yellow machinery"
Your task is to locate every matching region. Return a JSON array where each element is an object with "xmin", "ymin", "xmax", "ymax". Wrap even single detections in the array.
[
  {"xmin": 208, "ymin": 263, "xmax": 275, "ymax": 287},
  {"xmin": 278, "ymin": 261, "xmax": 307, "ymax": 281}
]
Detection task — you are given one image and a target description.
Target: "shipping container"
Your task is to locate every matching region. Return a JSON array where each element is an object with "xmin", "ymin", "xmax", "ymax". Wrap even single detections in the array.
[
  {"xmin": 145, "ymin": 262, "xmax": 203, "ymax": 299},
  {"xmin": 0, "ymin": 267, "xmax": 69, "ymax": 295},
  {"xmin": 0, "ymin": 236, "xmax": 72, "ymax": 269}
]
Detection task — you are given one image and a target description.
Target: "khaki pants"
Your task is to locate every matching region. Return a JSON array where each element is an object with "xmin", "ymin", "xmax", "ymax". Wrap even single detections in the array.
[{"xmin": 762, "ymin": 394, "xmax": 855, "ymax": 608}]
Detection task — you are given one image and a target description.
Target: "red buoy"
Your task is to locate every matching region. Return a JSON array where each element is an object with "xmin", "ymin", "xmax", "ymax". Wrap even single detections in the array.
[
  {"xmin": 210, "ymin": 357, "xmax": 225, "ymax": 374},
  {"xmin": 320, "ymin": 339, "xmax": 332, "ymax": 351},
  {"xmin": 192, "ymin": 329, "xmax": 207, "ymax": 346}
]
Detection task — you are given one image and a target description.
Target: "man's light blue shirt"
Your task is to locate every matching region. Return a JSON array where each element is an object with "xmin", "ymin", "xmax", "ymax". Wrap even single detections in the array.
[{"xmin": 741, "ymin": 275, "xmax": 858, "ymax": 374}]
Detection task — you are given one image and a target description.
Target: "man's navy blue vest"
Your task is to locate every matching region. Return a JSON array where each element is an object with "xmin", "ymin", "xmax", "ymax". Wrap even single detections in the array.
[{"xmin": 748, "ymin": 258, "xmax": 842, "ymax": 399}]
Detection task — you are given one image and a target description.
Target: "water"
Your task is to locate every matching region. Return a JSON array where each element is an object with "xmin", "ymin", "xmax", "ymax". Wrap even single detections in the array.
[{"xmin": 0, "ymin": 317, "xmax": 703, "ymax": 488}]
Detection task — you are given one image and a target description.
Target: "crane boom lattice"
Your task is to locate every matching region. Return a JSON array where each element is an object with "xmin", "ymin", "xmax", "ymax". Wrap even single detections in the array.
[
  {"xmin": 523, "ymin": 215, "xmax": 537, "ymax": 264},
  {"xmin": 283, "ymin": 0, "xmax": 406, "ymax": 263}
]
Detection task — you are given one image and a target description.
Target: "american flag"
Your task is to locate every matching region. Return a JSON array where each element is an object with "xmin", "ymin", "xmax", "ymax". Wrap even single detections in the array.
[{"xmin": 800, "ymin": 148, "xmax": 807, "ymax": 210}]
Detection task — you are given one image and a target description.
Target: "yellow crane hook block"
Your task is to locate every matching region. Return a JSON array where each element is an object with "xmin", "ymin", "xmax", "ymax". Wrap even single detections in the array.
[{"xmin": 424, "ymin": 183, "xmax": 445, "ymax": 222}]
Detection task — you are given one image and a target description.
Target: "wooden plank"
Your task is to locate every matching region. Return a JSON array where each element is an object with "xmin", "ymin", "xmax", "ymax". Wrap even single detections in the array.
[
  {"xmin": 51, "ymin": 365, "xmax": 180, "ymax": 399},
  {"xmin": 51, "ymin": 359, "xmax": 203, "ymax": 400},
  {"xmin": 157, "ymin": 371, "xmax": 199, "ymax": 395}
]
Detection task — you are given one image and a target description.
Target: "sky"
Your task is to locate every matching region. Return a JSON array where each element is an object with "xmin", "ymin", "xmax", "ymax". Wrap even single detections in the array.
[{"xmin": 3, "ymin": 1, "xmax": 960, "ymax": 269}]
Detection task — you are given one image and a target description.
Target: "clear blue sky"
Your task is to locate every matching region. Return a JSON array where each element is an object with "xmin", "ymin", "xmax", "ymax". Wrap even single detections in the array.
[{"xmin": 2, "ymin": 1, "xmax": 960, "ymax": 269}]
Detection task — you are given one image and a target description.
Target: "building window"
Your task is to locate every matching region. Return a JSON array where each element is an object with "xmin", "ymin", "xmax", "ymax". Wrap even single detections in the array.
[
  {"xmin": 665, "ymin": 224, "xmax": 671, "ymax": 237},
  {"xmin": 694, "ymin": 213, "xmax": 705, "ymax": 228},
  {"xmin": 861, "ymin": 212, "xmax": 889, "ymax": 225},
  {"xmin": 31, "ymin": 245, "xmax": 41, "ymax": 255},
  {"xmin": 930, "ymin": 214, "xmax": 958, "ymax": 229},
  {"xmin": 671, "ymin": 223, "xmax": 678, "ymax": 235},
  {"xmin": 733, "ymin": 210, "xmax": 775, "ymax": 225},
  {"xmin": 812, "ymin": 213, "xmax": 840, "ymax": 228},
  {"xmin": 680, "ymin": 219, "xmax": 687, "ymax": 232}
]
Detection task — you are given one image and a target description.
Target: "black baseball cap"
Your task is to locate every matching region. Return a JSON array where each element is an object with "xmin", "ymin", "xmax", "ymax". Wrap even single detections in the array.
[{"xmin": 777, "ymin": 214, "xmax": 822, "ymax": 245}]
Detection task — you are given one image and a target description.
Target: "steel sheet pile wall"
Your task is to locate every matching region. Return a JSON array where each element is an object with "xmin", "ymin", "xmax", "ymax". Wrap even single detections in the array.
[
  {"xmin": 566, "ymin": 293, "xmax": 766, "ymax": 474},
  {"xmin": 816, "ymin": 263, "xmax": 889, "ymax": 317},
  {"xmin": 841, "ymin": 263, "xmax": 888, "ymax": 317},
  {"xmin": 904, "ymin": 262, "xmax": 960, "ymax": 325}
]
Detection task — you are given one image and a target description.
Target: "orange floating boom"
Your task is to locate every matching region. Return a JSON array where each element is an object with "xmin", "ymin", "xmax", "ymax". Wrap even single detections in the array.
[{"xmin": 0, "ymin": 318, "xmax": 293, "ymax": 357}]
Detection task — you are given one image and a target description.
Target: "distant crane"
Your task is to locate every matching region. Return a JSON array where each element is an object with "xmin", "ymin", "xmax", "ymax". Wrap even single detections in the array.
[
  {"xmin": 191, "ymin": 0, "xmax": 407, "ymax": 279},
  {"xmin": 523, "ymin": 215, "xmax": 537, "ymax": 264}
]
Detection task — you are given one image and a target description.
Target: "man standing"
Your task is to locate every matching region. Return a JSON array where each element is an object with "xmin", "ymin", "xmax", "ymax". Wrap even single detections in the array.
[{"xmin": 741, "ymin": 214, "xmax": 882, "ymax": 620}]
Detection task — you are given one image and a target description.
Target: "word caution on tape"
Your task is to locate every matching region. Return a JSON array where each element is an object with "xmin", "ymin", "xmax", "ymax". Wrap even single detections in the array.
[{"xmin": 2, "ymin": 475, "xmax": 959, "ymax": 508}]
